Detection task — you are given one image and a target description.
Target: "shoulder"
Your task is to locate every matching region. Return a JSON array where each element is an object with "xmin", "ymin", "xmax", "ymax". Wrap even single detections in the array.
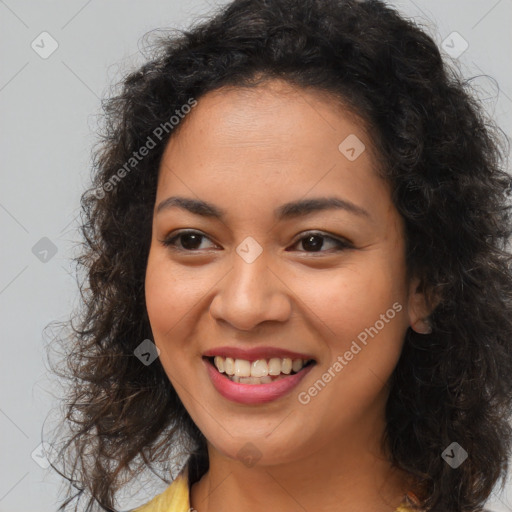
[
  {"xmin": 130, "ymin": 471, "xmax": 190, "ymax": 512},
  {"xmin": 395, "ymin": 501, "xmax": 427, "ymax": 512},
  {"xmin": 395, "ymin": 504, "xmax": 498, "ymax": 512}
]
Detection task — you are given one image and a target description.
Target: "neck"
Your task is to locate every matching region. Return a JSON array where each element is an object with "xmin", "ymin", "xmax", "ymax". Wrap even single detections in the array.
[{"xmin": 190, "ymin": 411, "xmax": 414, "ymax": 511}]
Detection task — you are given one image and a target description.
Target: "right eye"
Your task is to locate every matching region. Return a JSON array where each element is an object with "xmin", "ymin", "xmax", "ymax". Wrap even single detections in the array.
[{"xmin": 160, "ymin": 230, "xmax": 219, "ymax": 252}]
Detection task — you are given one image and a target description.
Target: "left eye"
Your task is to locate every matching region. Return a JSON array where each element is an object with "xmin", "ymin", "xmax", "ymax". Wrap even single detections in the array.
[
  {"xmin": 288, "ymin": 232, "xmax": 352, "ymax": 253},
  {"xmin": 160, "ymin": 230, "xmax": 352, "ymax": 253}
]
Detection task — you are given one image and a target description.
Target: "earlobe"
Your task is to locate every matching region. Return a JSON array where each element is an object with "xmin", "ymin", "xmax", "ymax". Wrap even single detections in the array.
[
  {"xmin": 407, "ymin": 277, "xmax": 434, "ymax": 335},
  {"xmin": 410, "ymin": 318, "xmax": 432, "ymax": 335}
]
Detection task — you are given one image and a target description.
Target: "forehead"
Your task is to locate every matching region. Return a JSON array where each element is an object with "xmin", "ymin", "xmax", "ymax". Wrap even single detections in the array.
[{"xmin": 156, "ymin": 80, "xmax": 393, "ymax": 222}]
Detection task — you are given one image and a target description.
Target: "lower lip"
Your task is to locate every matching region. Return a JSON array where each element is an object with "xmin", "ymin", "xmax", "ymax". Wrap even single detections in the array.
[{"xmin": 204, "ymin": 359, "xmax": 314, "ymax": 404}]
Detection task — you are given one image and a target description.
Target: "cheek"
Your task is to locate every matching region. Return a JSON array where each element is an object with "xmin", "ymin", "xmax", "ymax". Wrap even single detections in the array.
[
  {"xmin": 290, "ymin": 268, "xmax": 407, "ymax": 426},
  {"xmin": 145, "ymin": 255, "xmax": 199, "ymax": 371},
  {"xmin": 145, "ymin": 254, "xmax": 210, "ymax": 335},
  {"xmin": 144, "ymin": 255, "xmax": 205, "ymax": 392},
  {"xmin": 290, "ymin": 261, "xmax": 407, "ymax": 346}
]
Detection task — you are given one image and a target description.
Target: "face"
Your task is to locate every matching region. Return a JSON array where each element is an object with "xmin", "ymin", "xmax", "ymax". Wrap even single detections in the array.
[{"xmin": 145, "ymin": 79, "xmax": 426, "ymax": 467}]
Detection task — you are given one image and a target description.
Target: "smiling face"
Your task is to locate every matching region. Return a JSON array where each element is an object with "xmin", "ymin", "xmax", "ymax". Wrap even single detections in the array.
[{"xmin": 145, "ymin": 79, "xmax": 425, "ymax": 468}]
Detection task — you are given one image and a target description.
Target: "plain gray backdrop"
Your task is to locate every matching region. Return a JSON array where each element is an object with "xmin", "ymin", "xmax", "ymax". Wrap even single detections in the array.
[{"xmin": 1, "ymin": 1, "xmax": 511, "ymax": 511}]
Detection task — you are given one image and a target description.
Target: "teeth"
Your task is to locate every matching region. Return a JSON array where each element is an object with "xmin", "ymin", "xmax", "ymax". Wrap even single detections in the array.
[
  {"xmin": 281, "ymin": 358, "xmax": 292, "ymax": 374},
  {"xmin": 237, "ymin": 375, "xmax": 279, "ymax": 384},
  {"xmin": 292, "ymin": 358, "xmax": 304, "ymax": 373},
  {"xmin": 224, "ymin": 357, "xmax": 235, "ymax": 376},
  {"xmin": 268, "ymin": 358, "xmax": 281, "ymax": 375},
  {"xmin": 214, "ymin": 356, "xmax": 224, "ymax": 373},
  {"xmin": 234, "ymin": 359, "xmax": 251, "ymax": 377},
  {"xmin": 240, "ymin": 377, "xmax": 261, "ymax": 384},
  {"xmin": 212, "ymin": 355, "xmax": 312, "ymax": 381},
  {"xmin": 251, "ymin": 359, "xmax": 268, "ymax": 377}
]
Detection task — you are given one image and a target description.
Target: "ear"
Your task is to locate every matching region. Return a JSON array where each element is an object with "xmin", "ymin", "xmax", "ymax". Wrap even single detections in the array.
[{"xmin": 407, "ymin": 276, "xmax": 436, "ymax": 334}]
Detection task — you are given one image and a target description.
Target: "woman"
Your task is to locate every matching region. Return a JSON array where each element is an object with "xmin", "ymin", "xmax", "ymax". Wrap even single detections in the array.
[{"xmin": 46, "ymin": 0, "xmax": 512, "ymax": 511}]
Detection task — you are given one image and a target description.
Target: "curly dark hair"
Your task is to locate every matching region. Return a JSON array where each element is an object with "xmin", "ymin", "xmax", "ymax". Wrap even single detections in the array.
[{"xmin": 44, "ymin": 0, "xmax": 512, "ymax": 511}]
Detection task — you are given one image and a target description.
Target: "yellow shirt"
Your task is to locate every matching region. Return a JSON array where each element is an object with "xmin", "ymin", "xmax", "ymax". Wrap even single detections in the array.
[{"xmin": 132, "ymin": 469, "xmax": 417, "ymax": 512}]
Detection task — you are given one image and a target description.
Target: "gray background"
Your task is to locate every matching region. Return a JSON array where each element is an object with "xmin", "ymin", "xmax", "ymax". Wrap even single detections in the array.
[{"xmin": 1, "ymin": 0, "xmax": 511, "ymax": 510}]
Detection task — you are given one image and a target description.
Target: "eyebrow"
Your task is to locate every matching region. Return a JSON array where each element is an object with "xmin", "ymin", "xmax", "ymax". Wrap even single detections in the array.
[{"xmin": 155, "ymin": 195, "xmax": 370, "ymax": 221}]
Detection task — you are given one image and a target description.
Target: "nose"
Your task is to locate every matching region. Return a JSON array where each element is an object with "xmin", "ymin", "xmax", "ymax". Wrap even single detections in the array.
[{"xmin": 209, "ymin": 247, "xmax": 292, "ymax": 331}]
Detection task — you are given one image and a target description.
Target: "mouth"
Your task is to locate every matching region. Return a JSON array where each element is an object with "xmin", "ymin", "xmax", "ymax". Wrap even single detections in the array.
[{"xmin": 204, "ymin": 355, "xmax": 316, "ymax": 385}]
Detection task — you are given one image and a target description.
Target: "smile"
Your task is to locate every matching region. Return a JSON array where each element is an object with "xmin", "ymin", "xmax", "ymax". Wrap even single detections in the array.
[
  {"xmin": 203, "ymin": 354, "xmax": 316, "ymax": 404},
  {"xmin": 210, "ymin": 356, "xmax": 314, "ymax": 384}
]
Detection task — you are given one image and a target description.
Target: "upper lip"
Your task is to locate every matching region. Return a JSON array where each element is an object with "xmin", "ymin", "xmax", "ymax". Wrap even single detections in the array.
[{"xmin": 202, "ymin": 346, "xmax": 315, "ymax": 361}]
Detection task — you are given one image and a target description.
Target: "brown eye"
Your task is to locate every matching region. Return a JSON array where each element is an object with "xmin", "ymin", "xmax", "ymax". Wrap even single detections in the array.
[
  {"xmin": 301, "ymin": 234, "xmax": 327, "ymax": 252},
  {"xmin": 289, "ymin": 232, "xmax": 353, "ymax": 253},
  {"xmin": 161, "ymin": 230, "xmax": 217, "ymax": 251}
]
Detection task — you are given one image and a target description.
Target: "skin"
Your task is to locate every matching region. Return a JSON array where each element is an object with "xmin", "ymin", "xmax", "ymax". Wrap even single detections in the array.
[{"xmin": 145, "ymin": 79, "xmax": 429, "ymax": 512}]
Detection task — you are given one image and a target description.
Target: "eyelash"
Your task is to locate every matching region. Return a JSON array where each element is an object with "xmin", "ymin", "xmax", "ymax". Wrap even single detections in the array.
[{"xmin": 159, "ymin": 230, "xmax": 353, "ymax": 254}]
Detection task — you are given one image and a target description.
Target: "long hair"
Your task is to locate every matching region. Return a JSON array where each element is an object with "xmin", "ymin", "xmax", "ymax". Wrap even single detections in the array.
[{"xmin": 45, "ymin": 1, "xmax": 512, "ymax": 510}]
